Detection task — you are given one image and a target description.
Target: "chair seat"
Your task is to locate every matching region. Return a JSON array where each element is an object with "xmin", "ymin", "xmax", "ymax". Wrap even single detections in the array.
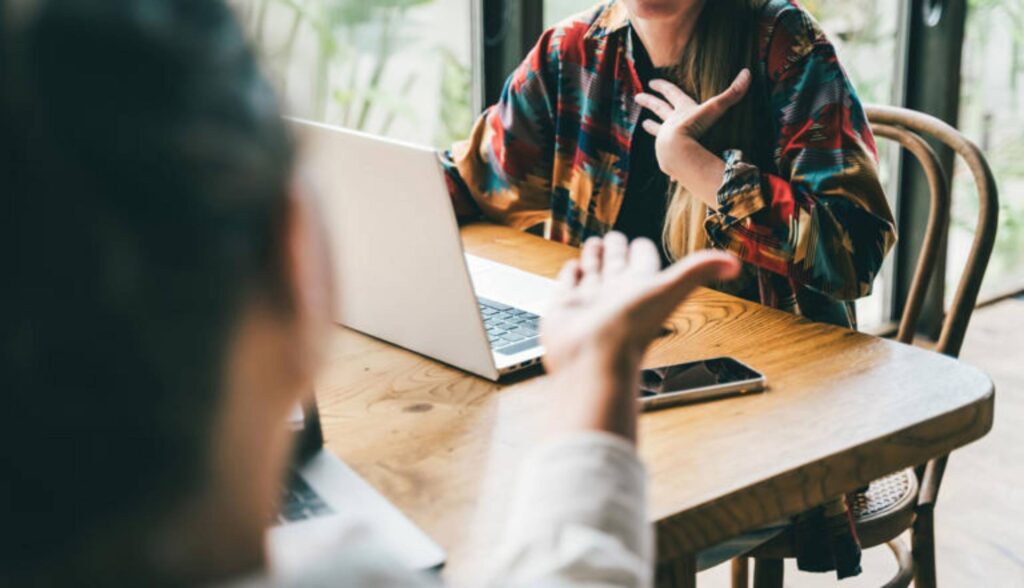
[{"xmin": 749, "ymin": 469, "xmax": 919, "ymax": 559}]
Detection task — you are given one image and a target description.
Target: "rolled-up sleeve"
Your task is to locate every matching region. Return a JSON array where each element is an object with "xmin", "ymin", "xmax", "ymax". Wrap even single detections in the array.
[
  {"xmin": 484, "ymin": 431, "xmax": 653, "ymax": 588},
  {"xmin": 442, "ymin": 29, "xmax": 558, "ymax": 231},
  {"xmin": 704, "ymin": 8, "xmax": 896, "ymax": 301}
]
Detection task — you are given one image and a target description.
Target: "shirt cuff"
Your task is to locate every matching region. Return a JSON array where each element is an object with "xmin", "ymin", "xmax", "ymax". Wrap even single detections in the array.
[{"xmin": 712, "ymin": 149, "xmax": 768, "ymax": 225}]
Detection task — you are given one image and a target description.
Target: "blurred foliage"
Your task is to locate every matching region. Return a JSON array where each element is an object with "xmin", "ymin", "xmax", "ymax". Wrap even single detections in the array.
[
  {"xmin": 805, "ymin": 0, "xmax": 1024, "ymax": 292},
  {"xmin": 803, "ymin": 0, "xmax": 898, "ymax": 105},
  {"xmin": 243, "ymin": 0, "xmax": 1023, "ymax": 289},
  {"xmin": 544, "ymin": 0, "xmax": 599, "ymax": 25},
  {"xmin": 956, "ymin": 0, "xmax": 1024, "ymax": 290},
  {"xmin": 237, "ymin": 0, "xmax": 472, "ymax": 146},
  {"xmin": 436, "ymin": 47, "xmax": 474, "ymax": 148}
]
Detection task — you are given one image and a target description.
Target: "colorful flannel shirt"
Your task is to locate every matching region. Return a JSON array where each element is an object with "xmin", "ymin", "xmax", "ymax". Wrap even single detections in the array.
[{"xmin": 445, "ymin": 0, "xmax": 896, "ymax": 329}]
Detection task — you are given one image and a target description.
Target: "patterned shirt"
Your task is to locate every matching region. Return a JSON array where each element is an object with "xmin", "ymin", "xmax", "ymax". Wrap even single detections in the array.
[{"xmin": 445, "ymin": 0, "xmax": 897, "ymax": 327}]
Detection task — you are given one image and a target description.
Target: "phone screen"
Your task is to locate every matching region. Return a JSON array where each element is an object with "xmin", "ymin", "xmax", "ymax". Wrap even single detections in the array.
[{"xmin": 639, "ymin": 357, "xmax": 762, "ymax": 398}]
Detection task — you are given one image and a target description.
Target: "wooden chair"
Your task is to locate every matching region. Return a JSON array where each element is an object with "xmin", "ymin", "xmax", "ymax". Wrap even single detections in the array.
[{"xmin": 729, "ymin": 105, "xmax": 999, "ymax": 587}]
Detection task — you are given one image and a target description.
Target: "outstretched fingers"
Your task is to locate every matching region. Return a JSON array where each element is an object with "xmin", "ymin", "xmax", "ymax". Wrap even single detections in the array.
[
  {"xmin": 641, "ymin": 119, "xmax": 663, "ymax": 137},
  {"xmin": 578, "ymin": 236, "xmax": 604, "ymax": 291},
  {"xmin": 655, "ymin": 250, "xmax": 742, "ymax": 304},
  {"xmin": 635, "ymin": 92, "xmax": 674, "ymax": 122},
  {"xmin": 649, "ymin": 79, "xmax": 697, "ymax": 110},
  {"xmin": 627, "ymin": 237, "xmax": 662, "ymax": 277},
  {"xmin": 602, "ymin": 231, "xmax": 630, "ymax": 276},
  {"xmin": 555, "ymin": 258, "xmax": 583, "ymax": 296},
  {"xmin": 698, "ymin": 69, "xmax": 752, "ymax": 124}
]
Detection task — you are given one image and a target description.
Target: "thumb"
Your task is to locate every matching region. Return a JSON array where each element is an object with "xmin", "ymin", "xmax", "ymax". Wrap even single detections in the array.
[
  {"xmin": 693, "ymin": 69, "xmax": 752, "ymax": 131},
  {"xmin": 652, "ymin": 250, "xmax": 742, "ymax": 303},
  {"xmin": 719, "ymin": 68, "xmax": 753, "ymax": 109}
]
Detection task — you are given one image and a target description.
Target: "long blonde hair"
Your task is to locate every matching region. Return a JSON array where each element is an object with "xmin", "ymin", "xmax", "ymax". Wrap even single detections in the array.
[{"xmin": 662, "ymin": 0, "xmax": 766, "ymax": 261}]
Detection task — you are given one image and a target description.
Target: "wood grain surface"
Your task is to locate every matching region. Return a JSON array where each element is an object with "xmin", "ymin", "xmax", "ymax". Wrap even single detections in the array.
[{"xmin": 314, "ymin": 223, "xmax": 994, "ymax": 581}]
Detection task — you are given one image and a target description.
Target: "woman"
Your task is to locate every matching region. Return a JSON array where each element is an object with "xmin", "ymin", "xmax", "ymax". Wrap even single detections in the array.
[
  {"xmin": 0, "ymin": 0, "xmax": 738, "ymax": 585},
  {"xmin": 447, "ymin": 0, "xmax": 896, "ymax": 329},
  {"xmin": 446, "ymin": 0, "xmax": 895, "ymax": 575}
]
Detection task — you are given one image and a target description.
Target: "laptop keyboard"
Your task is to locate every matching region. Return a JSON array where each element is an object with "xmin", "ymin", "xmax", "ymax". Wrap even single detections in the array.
[
  {"xmin": 278, "ymin": 473, "xmax": 334, "ymax": 524},
  {"xmin": 478, "ymin": 297, "xmax": 541, "ymax": 356}
]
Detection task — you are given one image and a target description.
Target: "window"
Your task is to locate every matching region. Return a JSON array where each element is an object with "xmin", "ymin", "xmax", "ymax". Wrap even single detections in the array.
[
  {"xmin": 544, "ymin": 0, "xmax": 596, "ymax": 26},
  {"xmin": 234, "ymin": 0, "xmax": 475, "ymax": 149},
  {"xmin": 806, "ymin": 0, "xmax": 902, "ymax": 330},
  {"xmin": 952, "ymin": 0, "xmax": 1024, "ymax": 300},
  {"xmin": 242, "ymin": 0, "xmax": 1022, "ymax": 333},
  {"xmin": 546, "ymin": 0, "xmax": 903, "ymax": 112}
]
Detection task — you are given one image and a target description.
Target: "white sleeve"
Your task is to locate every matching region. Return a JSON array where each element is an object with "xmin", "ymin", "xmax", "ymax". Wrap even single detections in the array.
[{"xmin": 483, "ymin": 431, "xmax": 654, "ymax": 587}]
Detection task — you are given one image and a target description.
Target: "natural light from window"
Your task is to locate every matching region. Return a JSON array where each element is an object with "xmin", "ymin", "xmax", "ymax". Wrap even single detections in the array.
[{"xmin": 233, "ymin": 0, "xmax": 474, "ymax": 149}]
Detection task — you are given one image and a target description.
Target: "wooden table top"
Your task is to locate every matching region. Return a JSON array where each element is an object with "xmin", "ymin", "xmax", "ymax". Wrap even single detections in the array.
[{"xmin": 314, "ymin": 223, "xmax": 993, "ymax": 579}]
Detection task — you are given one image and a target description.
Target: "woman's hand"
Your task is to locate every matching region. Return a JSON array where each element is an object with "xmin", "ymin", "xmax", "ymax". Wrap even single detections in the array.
[
  {"xmin": 540, "ymin": 232, "xmax": 740, "ymax": 441},
  {"xmin": 634, "ymin": 70, "xmax": 751, "ymax": 205}
]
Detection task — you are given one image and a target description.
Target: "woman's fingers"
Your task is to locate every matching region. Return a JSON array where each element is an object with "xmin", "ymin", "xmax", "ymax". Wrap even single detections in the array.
[
  {"xmin": 642, "ymin": 71, "xmax": 751, "ymax": 141},
  {"xmin": 602, "ymin": 232, "xmax": 629, "ymax": 276},
  {"xmin": 635, "ymin": 92, "xmax": 674, "ymax": 122},
  {"xmin": 694, "ymin": 69, "xmax": 752, "ymax": 128},
  {"xmin": 641, "ymin": 119, "xmax": 662, "ymax": 136},
  {"xmin": 650, "ymin": 79, "xmax": 697, "ymax": 110},
  {"xmin": 712, "ymin": 68, "xmax": 752, "ymax": 110}
]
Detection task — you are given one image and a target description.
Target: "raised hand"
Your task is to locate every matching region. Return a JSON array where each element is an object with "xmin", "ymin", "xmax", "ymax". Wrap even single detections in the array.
[
  {"xmin": 540, "ymin": 232, "xmax": 740, "ymax": 441},
  {"xmin": 634, "ymin": 69, "xmax": 751, "ymax": 182}
]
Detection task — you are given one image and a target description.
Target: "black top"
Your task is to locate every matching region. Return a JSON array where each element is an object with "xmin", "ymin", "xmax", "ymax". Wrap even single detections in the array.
[{"xmin": 613, "ymin": 29, "xmax": 674, "ymax": 267}]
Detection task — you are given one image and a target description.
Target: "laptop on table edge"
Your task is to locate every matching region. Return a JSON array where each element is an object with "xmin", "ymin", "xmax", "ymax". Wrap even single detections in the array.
[
  {"xmin": 268, "ymin": 402, "xmax": 446, "ymax": 572},
  {"xmin": 293, "ymin": 118, "xmax": 556, "ymax": 381}
]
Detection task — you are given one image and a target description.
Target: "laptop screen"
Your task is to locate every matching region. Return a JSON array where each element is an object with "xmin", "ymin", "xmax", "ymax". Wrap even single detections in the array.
[{"xmin": 290, "ymin": 401, "xmax": 325, "ymax": 464}]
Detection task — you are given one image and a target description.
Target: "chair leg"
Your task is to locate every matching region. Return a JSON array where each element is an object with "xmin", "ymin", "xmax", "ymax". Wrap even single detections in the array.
[
  {"xmin": 912, "ymin": 505, "xmax": 938, "ymax": 588},
  {"xmin": 881, "ymin": 539, "xmax": 914, "ymax": 588},
  {"xmin": 655, "ymin": 553, "xmax": 697, "ymax": 588},
  {"xmin": 731, "ymin": 557, "xmax": 749, "ymax": 588},
  {"xmin": 752, "ymin": 558, "xmax": 783, "ymax": 588}
]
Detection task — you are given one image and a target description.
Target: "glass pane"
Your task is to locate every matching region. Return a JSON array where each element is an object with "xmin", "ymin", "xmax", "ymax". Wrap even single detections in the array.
[
  {"xmin": 233, "ymin": 0, "xmax": 474, "ymax": 149},
  {"xmin": 805, "ymin": 0, "xmax": 901, "ymax": 331},
  {"xmin": 805, "ymin": 0, "xmax": 900, "ymax": 106},
  {"xmin": 545, "ymin": 0, "xmax": 902, "ymax": 107},
  {"xmin": 950, "ymin": 0, "xmax": 1024, "ymax": 301},
  {"xmin": 545, "ymin": 0, "xmax": 600, "ymax": 26}
]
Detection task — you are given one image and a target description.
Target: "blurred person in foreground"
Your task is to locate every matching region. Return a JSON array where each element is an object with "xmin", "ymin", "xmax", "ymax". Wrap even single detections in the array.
[{"xmin": 0, "ymin": 1, "xmax": 739, "ymax": 586}]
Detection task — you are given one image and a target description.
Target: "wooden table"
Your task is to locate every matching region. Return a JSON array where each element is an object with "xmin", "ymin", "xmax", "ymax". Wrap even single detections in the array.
[{"xmin": 314, "ymin": 224, "xmax": 994, "ymax": 580}]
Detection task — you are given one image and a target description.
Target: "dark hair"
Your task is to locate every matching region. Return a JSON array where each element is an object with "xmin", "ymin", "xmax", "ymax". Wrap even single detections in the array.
[{"xmin": 0, "ymin": 0, "xmax": 293, "ymax": 583}]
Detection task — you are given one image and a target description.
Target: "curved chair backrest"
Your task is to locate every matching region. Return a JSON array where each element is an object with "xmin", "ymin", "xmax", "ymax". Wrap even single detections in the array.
[{"xmin": 864, "ymin": 104, "xmax": 1000, "ymax": 358}]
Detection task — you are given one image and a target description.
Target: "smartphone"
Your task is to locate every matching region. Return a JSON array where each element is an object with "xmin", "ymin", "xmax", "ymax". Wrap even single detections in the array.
[{"xmin": 638, "ymin": 357, "xmax": 766, "ymax": 411}]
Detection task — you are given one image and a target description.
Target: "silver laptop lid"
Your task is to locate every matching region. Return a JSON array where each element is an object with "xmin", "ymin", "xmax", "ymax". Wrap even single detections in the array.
[{"xmin": 293, "ymin": 120, "xmax": 498, "ymax": 380}]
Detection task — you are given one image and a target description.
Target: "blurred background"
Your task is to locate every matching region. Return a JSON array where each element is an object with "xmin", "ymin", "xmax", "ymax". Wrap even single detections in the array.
[{"xmin": 231, "ymin": 0, "xmax": 1024, "ymax": 337}]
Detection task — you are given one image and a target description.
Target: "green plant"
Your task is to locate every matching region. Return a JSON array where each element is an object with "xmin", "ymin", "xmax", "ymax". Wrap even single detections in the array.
[
  {"xmin": 804, "ymin": 0, "xmax": 898, "ymax": 105},
  {"xmin": 435, "ymin": 47, "xmax": 474, "ymax": 148},
  {"xmin": 241, "ymin": 0, "xmax": 460, "ymax": 141}
]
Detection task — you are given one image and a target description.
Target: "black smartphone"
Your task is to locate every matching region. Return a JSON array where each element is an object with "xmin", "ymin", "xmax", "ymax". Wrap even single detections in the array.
[{"xmin": 638, "ymin": 357, "xmax": 766, "ymax": 411}]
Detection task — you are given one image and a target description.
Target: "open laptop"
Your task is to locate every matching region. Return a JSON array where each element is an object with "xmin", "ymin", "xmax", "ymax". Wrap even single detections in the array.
[
  {"xmin": 294, "ymin": 119, "xmax": 555, "ymax": 381},
  {"xmin": 268, "ymin": 402, "xmax": 446, "ymax": 572}
]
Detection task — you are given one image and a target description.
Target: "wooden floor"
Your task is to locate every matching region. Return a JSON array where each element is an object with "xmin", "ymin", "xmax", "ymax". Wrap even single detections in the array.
[{"xmin": 700, "ymin": 297, "xmax": 1024, "ymax": 587}]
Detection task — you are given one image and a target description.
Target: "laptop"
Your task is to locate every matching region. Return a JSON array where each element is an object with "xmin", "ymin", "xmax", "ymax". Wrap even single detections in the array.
[
  {"xmin": 268, "ymin": 402, "xmax": 446, "ymax": 572},
  {"xmin": 294, "ymin": 119, "xmax": 555, "ymax": 381}
]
